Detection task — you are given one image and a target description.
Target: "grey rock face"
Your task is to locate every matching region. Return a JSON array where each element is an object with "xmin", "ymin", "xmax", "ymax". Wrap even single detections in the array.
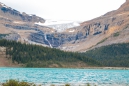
[
  {"xmin": 0, "ymin": 3, "xmax": 45, "ymax": 23},
  {"xmin": 29, "ymin": 31, "xmax": 86, "ymax": 47},
  {"xmin": 3, "ymin": 33, "xmax": 20, "ymax": 41},
  {"xmin": 5, "ymin": 24, "xmax": 37, "ymax": 30}
]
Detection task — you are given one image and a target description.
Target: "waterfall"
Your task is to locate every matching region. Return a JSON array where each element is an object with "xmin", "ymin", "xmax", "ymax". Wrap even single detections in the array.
[{"xmin": 44, "ymin": 34, "xmax": 53, "ymax": 48}]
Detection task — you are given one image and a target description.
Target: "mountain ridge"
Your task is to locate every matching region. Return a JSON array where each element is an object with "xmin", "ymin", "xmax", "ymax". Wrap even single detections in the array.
[
  {"xmin": 0, "ymin": 2, "xmax": 45, "ymax": 23},
  {"xmin": 60, "ymin": 0, "xmax": 129, "ymax": 51},
  {"xmin": 0, "ymin": 1, "xmax": 129, "ymax": 52}
]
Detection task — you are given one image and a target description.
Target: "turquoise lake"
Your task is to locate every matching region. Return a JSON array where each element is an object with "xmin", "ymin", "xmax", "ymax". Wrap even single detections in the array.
[{"xmin": 0, "ymin": 68, "xmax": 129, "ymax": 86}]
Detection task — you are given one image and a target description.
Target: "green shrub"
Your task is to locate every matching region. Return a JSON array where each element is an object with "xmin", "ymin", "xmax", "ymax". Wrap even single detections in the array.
[
  {"xmin": 2, "ymin": 79, "xmax": 19, "ymax": 86},
  {"xmin": 65, "ymin": 84, "xmax": 70, "ymax": 86},
  {"xmin": 2, "ymin": 79, "xmax": 36, "ymax": 86},
  {"xmin": 97, "ymin": 38, "xmax": 108, "ymax": 45},
  {"xmin": 50, "ymin": 84, "xmax": 55, "ymax": 86},
  {"xmin": 113, "ymin": 32, "xmax": 120, "ymax": 37},
  {"xmin": 0, "ymin": 34, "xmax": 8, "ymax": 39},
  {"xmin": 87, "ymin": 83, "xmax": 90, "ymax": 86}
]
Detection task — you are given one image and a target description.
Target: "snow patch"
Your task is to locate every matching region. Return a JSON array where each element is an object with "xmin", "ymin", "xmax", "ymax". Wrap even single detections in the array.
[
  {"xmin": 0, "ymin": 3, "xmax": 8, "ymax": 8},
  {"xmin": 29, "ymin": 14, "xmax": 35, "ymax": 16},
  {"xmin": 51, "ymin": 31, "xmax": 54, "ymax": 33},
  {"xmin": 47, "ymin": 22, "xmax": 80, "ymax": 32},
  {"xmin": 35, "ymin": 22, "xmax": 44, "ymax": 26},
  {"xmin": 43, "ymin": 19, "xmax": 82, "ymax": 25},
  {"xmin": 73, "ymin": 22, "xmax": 80, "ymax": 26},
  {"xmin": 43, "ymin": 20, "xmax": 74, "ymax": 25},
  {"xmin": 29, "ymin": 14, "xmax": 33, "ymax": 16},
  {"xmin": 35, "ymin": 20, "xmax": 81, "ymax": 32},
  {"xmin": 69, "ymin": 30, "xmax": 75, "ymax": 33},
  {"xmin": 13, "ymin": 21, "xmax": 20, "ymax": 24}
]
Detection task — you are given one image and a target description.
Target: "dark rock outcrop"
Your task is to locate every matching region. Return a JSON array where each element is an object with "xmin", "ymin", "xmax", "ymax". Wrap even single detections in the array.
[{"xmin": 0, "ymin": 2, "xmax": 45, "ymax": 23}]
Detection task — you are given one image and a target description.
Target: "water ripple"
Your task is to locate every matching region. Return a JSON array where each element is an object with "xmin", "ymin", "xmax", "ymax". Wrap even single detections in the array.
[{"xmin": 0, "ymin": 68, "xmax": 129, "ymax": 85}]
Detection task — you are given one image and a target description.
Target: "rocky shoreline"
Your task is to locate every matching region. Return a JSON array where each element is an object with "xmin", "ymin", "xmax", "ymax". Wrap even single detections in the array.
[
  {"xmin": 1, "ymin": 82, "xmax": 129, "ymax": 86},
  {"xmin": 0, "ymin": 67, "xmax": 129, "ymax": 70},
  {"xmin": 82, "ymin": 67, "xmax": 129, "ymax": 70}
]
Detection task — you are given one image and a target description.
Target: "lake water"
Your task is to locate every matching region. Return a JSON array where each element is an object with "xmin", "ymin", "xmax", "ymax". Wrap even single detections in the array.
[{"xmin": 0, "ymin": 68, "xmax": 129, "ymax": 86}]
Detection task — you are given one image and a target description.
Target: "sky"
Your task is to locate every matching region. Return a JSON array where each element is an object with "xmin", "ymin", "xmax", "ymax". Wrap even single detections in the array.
[{"xmin": 0, "ymin": 0, "xmax": 126, "ymax": 21}]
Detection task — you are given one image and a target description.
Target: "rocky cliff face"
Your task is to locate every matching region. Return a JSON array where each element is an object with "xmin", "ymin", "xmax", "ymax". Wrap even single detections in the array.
[
  {"xmin": 32, "ymin": 0, "xmax": 129, "ymax": 51},
  {"xmin": 0, "ymin": 2, "xmax": 45, "ymax": 23},
  {"xmin": 35, "ymin": 0, "xmax": 129, "ymax": 52},
  {"xmin": 0, "ymin": 2, "xmax": 48, "ymax": 42},
  {"xmin": 73, "ymin": 0, "xmax": 129, "ymax": 51},
  {"xmin": 1, "ymin": 1, "xmax": 129, "ymax": 52}
]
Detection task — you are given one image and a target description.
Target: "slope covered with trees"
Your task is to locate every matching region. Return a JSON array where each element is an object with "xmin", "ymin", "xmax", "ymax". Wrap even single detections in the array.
[
  {"xmin": 0, "ymin": 39, "xmax": 100, "ymax": 67},
  {"xmin": 83, "ymin": 43, "xmax": 129, "ymax": 67}
]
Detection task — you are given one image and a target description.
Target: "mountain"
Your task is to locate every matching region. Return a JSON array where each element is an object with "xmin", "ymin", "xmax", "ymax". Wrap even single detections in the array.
[
  {"xmin": 0, "ymin": 1, "xmax": 129, "ymax": 52},
  {"xmin": 28, "ymin": 0, "xmax": 129, "ymax": 51},
  {"xmin": 59, "ymin": 0, "xmax": 129, "ymax": 51},
  {"xmin": 0, "ymin": 2, "xmax": 50, "ymax": 45},
  {"xmin": 0, "ymin": 2, "xmax": 82, "ymax": 48},
  {"xmin": 0, "ymin": 2, "xmax": 45, "ymax": 23}
]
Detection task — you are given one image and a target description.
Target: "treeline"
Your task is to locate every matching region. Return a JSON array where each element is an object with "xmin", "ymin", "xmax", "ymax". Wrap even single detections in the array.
[
  {"xmin": 0, "ymin": 34, "xmax": 8, "ymax": 39},
  {"xmin": 83, "ymin": 43, "xmax": 129, "ymax": 67},
  {"xmin": 0, "ymin": 39, "xmax": 100, "ymax": 67}
]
